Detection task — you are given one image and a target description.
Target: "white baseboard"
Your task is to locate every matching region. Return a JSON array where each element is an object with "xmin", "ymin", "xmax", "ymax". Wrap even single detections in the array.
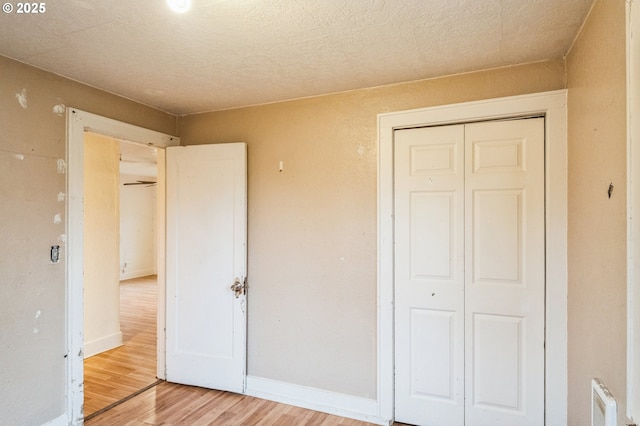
[
  {"xmin": 120, "ymin": 268, "xmax": 157, "ymax": 281},
  {"xmin": 42, "ymin": 413, "xmax": 67, "ymax": 426},
  {"xmin": 245, "ymin": 375, "xmax": 387, "ymax": 425},
  {"xmin": 84, "ymin": 331, "xmax": 123, "ymax": 358}
]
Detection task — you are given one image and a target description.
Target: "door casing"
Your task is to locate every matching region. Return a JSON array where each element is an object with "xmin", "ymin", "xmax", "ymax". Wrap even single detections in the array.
[
  {"xmin": 65, "ymin": 109, "xmax": 179, "ymax": 423},
  {"xmin": 377, "ymin": 90, "xmax": 568, "ymax": 425}
]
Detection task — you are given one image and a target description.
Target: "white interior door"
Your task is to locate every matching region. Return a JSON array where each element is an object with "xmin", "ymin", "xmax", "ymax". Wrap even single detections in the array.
[
  {"xmin": 464, "ymin": 118, "xmax": 545, "ymax": 425},
  {"xmin": 394, "ymin": 124, "xmax": 466, "ymax": 425},
  {"xmin": 394, "ymin": 118, "xmax": 545, "ymax": 426},
  {"xmin": 166, "ymin": 142, "xmax": 247, "ymax": 393}
]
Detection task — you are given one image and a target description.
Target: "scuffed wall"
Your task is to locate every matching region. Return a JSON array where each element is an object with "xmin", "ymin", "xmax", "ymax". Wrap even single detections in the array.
[
  {"xmin": 0, "ymin": 55, "xmax": 175, "ymax": 425},
  {"xmin": 178, "ymin": 59, "xmax": 566, "ymax": 399},
  {"xmin": 0, "ymin": 134, "xmax": 66, "ymax": 425},
  {"xmin": 566, "ymin": 0, "xmax": 628, "ymax": 424}
]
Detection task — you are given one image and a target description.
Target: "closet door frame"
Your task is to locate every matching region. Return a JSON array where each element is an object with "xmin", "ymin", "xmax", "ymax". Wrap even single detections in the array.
[{"xmin": 376, "ymin": 90, "xmax": 568, "ymax": 425}]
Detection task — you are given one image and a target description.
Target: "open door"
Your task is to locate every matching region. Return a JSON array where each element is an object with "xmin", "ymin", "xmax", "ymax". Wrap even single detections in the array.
[{"xmin": 165, "ymin": 142, "xmax": 247, "ymax": 393}]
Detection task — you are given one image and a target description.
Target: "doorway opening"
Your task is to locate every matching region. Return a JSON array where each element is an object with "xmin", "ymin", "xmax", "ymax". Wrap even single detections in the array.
[
  {"xmin": 82, "ymin": 135, "xmax": 161, "ymax": 418},
  {"xmin": 65, "ymin": 109, "xmax": 178, "ymax": 422},
  {"xmin": 66, "ymin": 110, "xmax": 248, "ymax": 422}
]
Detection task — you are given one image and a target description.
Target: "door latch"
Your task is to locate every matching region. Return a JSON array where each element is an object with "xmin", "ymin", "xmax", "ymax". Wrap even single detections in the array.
[{"xmin": 230, "ymin": 277, "xmax": 246, "ymax": 298}]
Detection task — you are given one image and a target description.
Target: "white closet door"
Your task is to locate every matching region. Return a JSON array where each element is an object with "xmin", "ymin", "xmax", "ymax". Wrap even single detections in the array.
[
  {"xmin": 394, "ymin": 118, "xmax": 545, "ymax": 426},
  {"xmin": 394, "ymin": 125, "xmax": 465, "ymax": 426},
  {"xmin": 464, "ymin": 118, "xmax": 545, "ymax": 426}
]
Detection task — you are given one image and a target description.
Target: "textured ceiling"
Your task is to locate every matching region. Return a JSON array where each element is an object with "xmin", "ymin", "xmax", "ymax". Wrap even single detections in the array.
[{"xmin": 0, "ymin": 0, "xmax": 594, "ymax": 115}]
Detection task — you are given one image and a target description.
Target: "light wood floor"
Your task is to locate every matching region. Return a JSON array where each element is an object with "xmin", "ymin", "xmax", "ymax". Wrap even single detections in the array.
[
  {"xmin": 84, "ymin": 275, "xmax": 399, "ymax": 425},
  {"xmin": 84, "ymin": 275, "xmax": 158, "ymax": 417},
  {"xmin": 85, "ymin": 381, "xmax": 382, "ymax": 426}
]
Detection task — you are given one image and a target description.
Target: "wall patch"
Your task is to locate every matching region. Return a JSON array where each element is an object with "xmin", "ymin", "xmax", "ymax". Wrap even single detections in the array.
[
  {"xmin": 53, "ymin": 213, "xmax": 62, "ymax": 225},
  {"xmin": 57, "ymin": 159, "xmax": 66, "ymax": 174},
  {"xmin": 53, "ymin": 104, "xmax": 66, "ymax": 116},
  {"xmin": 15, "ymin": 88, "xmax": 27, "ymax": 109},
  {"xmin": 33, "ymin": 310, "xmax": 41, "ymax": 334}
]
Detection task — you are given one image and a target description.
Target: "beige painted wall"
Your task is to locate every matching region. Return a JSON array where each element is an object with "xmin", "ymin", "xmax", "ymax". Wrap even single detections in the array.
[
  {"xmin": 84, "ymin": 132, "xmax": 122, "ymax": 357},
  {"xmin": 179, "ymin": 60, "xmax": 566, "ymax": 398},
  {"xmin": 120, "ymin": 174, "xmax": 157, "ymax": 280},
  {"xmin": 566, "ymin": 0, "xmax": 628, "ymax": 424},
  {"xmin": 0, "ymin": 55, "xmax": 176, "ymax": 424}
]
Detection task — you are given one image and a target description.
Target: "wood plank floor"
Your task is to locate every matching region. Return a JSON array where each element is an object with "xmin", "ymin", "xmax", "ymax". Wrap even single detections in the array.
[
  {"xmin": 85, "ymin": 381, "xmax": 382, "ymax": 426},
  {"xmin": 84, "ymin": 275, "xmax": 158, "ymax": 417}
]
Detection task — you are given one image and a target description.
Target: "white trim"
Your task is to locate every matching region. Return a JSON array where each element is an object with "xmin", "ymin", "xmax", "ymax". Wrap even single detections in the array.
[
  {"xmin": 245, "ymin": 376, "xmax": 386, "ymax": 425},
  {"xmin": 593, "ymin": 378, "xmax": 618, "ymax": 426},
  {"xmin": 65, "ymin": 109, "xmax": 178, "ymax": 423},
  {"xmin": 628, "ymin": 0, "xmax": 640, "ymax": 420},
  {"xmin": 377, "ymin": 90, "xmax": 568, "ymax": 425},
  {"xmin": 83, "ymin": 331, "xmax": 123, "ymax": 358},
  {"xmin": 42, "ymin": 414, "xmax": 68, "ymax": 426},
  {"xmin": 156, "ymin": 148, "xmax": 167, "ymax": 380}
]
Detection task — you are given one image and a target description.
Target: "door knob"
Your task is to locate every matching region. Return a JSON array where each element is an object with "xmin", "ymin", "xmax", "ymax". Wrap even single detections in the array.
[{"xmin": 230, "ymin": 277, "xmax": 246, "ymax": 298}]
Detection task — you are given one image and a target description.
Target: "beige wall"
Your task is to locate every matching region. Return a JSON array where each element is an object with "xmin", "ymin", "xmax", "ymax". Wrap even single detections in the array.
[
  {"xmin": 179, "ymin": 60, "xmax": 565, "ymax": 398},
  {"xmin": 83, "ymin": 132, "xmax": 121, "ymax": 357},
  {"xmin": 566, "ymin": 0, "xmax": 628, "ymax": 424},
  {"xmin": 120, "ymin": 174, "xmax": 158, "ymax": 280},
  {"xmin": 0, "ymin": 55, "xmax": 176, "ymax": 424}
]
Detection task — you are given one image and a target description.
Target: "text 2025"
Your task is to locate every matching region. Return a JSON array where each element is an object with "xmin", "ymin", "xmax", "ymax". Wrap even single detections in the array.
[{"xmin": 16, "ymin": 2, "xmax": 45, "ymax": 13}]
